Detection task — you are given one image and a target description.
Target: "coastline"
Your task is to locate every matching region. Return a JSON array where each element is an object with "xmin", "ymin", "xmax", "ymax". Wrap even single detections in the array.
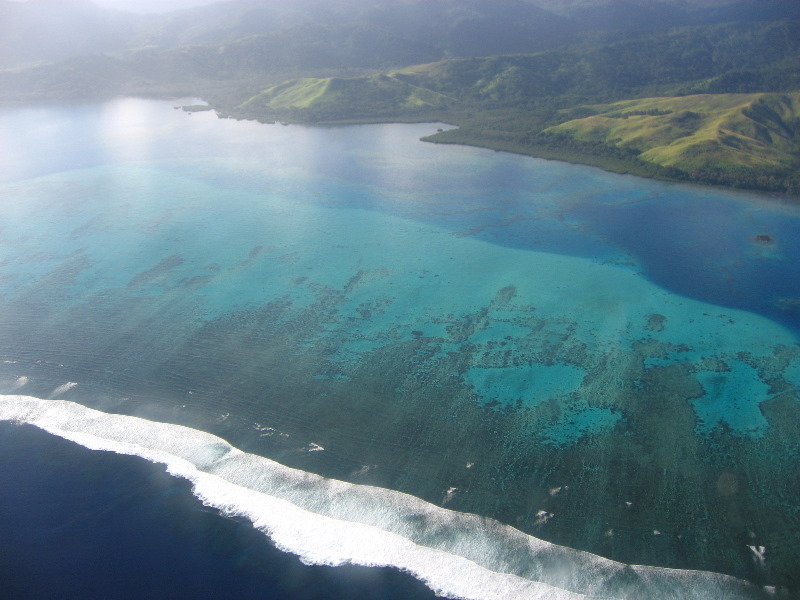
[
  {"xmin": 0, "ymin": 395, "xmax": 773, "ymax": 600},
  {"xmin": 2, "ymin": 98, "xmax": 799, "ymax": 596},
  {"xmin": 211, "ymin": 103, "xmax": 800, "ymax": 201},
  {"xmin": 2, "ymin": 87, "xmax": 795, "ymax": 200},
  {"xmin": 0, "ymin": 419, "xmax": 439, "ymax": 600}
]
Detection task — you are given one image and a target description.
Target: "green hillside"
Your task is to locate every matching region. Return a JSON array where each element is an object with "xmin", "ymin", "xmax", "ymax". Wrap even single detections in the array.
[
  {"xmin": 3, "ymin": 1, "xmax": 800, "ymax": 196},
  {"xmin": 238, "ymin": 74, "xmax": 454, "ymax": 122},
  {"xmin": 542, "ymin": 93, "xmax": 800, "ymax": 191},
  {"xmin": 547, "ymin": 93, "xmax": 800, "ymax": 169},
  {"xmin": 231, "ymin": 18, "xmax": 800, "ymax": 124},
  {"xmin": 225, "ymin": 18, "xmax": 800, "ymax": 196}
]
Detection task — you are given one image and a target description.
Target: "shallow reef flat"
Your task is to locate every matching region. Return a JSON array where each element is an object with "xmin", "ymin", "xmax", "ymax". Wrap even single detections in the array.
[{"xmin": 0, "ymin": 99, "xmax": 799, "ymax": 596}]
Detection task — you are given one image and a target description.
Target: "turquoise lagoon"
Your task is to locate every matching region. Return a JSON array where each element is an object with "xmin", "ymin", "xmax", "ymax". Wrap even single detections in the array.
[{"xmin": 1, "ymin": 98, "xmax": 799, "ymax": 598}]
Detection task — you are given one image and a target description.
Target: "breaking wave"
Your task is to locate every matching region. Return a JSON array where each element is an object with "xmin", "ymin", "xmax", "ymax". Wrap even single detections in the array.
[{"xmin": 0, "ymin": 394, "xmax": 768, "ymax": 600}]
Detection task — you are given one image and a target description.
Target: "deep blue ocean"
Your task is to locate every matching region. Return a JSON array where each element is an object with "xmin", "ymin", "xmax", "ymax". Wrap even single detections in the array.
[
  {"xmin": 1, "ymin": 99, "xmax": 799, "ymax": 599},
  {"xmin": 0, "ymin": 422, "xmax": 436, "ymax": 600}
]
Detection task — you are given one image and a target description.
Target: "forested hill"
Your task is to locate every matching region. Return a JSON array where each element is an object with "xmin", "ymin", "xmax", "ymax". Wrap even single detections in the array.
[
  {"xmin": 0, "ymin": 0, "xmax": 580, "ymax": 71},
  {"xmin": 1, "ymin": 0, "xmax": 799, "ymax": 196},
  {"xmin": 3, "ymin": 0, "xmax": 799, "ymax": 86},
  {"xmin": 228, "ymin": 19, "xmax": 800, "ymax": 196},
  {"xmin": 237, "ymin": 19, "xmax": 800, "ymax": 120}
]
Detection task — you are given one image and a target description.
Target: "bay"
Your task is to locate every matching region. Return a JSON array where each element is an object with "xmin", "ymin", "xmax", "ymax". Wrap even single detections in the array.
[{"xmin": 0, "ymin": 98, "xmax": 798, "ymax": 598}]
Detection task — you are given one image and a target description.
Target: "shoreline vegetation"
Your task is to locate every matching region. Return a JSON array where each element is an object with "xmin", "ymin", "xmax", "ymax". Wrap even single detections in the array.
[
  {"xmin": 203, "ymin": 101, "xmax": 800, "ymax": 202},
  {"xmin": 417, "ymin": 96, "xmax": 800, "ymax": 198},
  {"xmin": 218, "ymin": 77, "xmax": 800, "ymax": 198},
  {"xmin": 2, "ymin": 1, "xmax": 799, "ymax": 198},
  {"xmin": 212, "ymin": 105, "xmax": 687, "ymax": 184},
  {"xmin": 210, "ymin": 90, "xmax": 800, "ymax": 199}
]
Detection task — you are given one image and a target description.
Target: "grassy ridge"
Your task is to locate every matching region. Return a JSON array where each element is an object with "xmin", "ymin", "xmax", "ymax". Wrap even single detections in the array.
[
  {"xmin": 237, "ymin": 74, "xmax": 454, "ymax": 121},
  {"xmin": 546, "ymin": 93, "xmax": 800, "ymax": 171},
  {"xmin": 232, "ymin": 80, "xmax": 800, "ymax": 196},
  {"xmin": 223, "ymin": 19, "xmax": 800, "ymax": 196}
]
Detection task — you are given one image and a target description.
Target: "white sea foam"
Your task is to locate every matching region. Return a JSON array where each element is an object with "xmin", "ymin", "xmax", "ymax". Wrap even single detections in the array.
[
  {"xmin": 0, "ymin": 395, "xmax": 767, "ymax": 600},
  {"xmin": 49, "ymin": 381, "xmax": 77, "ymax": 397}
]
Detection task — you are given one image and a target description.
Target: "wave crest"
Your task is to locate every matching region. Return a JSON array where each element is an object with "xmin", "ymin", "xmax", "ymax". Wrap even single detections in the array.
[{"xmin": 0, "ymin": 394, "xmax": 767, "ymax": 600}]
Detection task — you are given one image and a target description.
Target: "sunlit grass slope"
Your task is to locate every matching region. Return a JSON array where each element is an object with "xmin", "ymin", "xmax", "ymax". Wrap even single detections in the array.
[
  {"xmin": 545, "ymin": 92, "xmax": 800, "ymax": 171},
  {"xmin": 238, "ymin": 74, "xmax": 454, "ymax": 121}
]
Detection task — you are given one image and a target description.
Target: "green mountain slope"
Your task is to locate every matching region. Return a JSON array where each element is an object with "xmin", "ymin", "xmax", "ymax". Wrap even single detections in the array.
[
  {"xmin": 390, "ymin": 19, "xmax": 800, "ymax": 101},
  {"xmin": 547, "ymin": 93, "xmax": 800, "ymax": 169},
  {"xmin": 232, "ymin": 18, "xmax": 800, "ymax": 120},
  {"xmin": 224, "ymin": 19, "xmax": 800, "ymax": 195},
  {"xmin": 3, "ymin": 2, "xmax": 800, "ymax": 196},
  {"xmin": 4, "ymin": 4, "xmax": 799, "ymax": 103},
  {"xmin": 542, "ymin": 93, "xmax": 800, "ymax": 191},
  {"xmin": 237, "ymin": 74, "xmax": 454, "ymax": 121}
]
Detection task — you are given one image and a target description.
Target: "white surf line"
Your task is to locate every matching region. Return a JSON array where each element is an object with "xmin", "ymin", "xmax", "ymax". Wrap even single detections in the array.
[{"xmin": 0, "ymin": 395, "xmax": 768, "ymax": 600}]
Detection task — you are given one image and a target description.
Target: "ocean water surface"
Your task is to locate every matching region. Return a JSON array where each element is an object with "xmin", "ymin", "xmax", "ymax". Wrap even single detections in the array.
[{"xmin": 1, "ymin": 98, "xmax": 799, "ymax": 598}]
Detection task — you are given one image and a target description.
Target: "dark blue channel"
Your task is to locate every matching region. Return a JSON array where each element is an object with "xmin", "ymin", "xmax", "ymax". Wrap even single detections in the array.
[
  {"xmin": 0, "ymin": 422, "xmax": 436, "ymax": 600},
  {"xmin": 568, "ymin": 192, "xmax": 800, "ymax": 335},
  {"xmin": 295, "ymin": 147, "xmax": 800, "ymax": 337}
]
